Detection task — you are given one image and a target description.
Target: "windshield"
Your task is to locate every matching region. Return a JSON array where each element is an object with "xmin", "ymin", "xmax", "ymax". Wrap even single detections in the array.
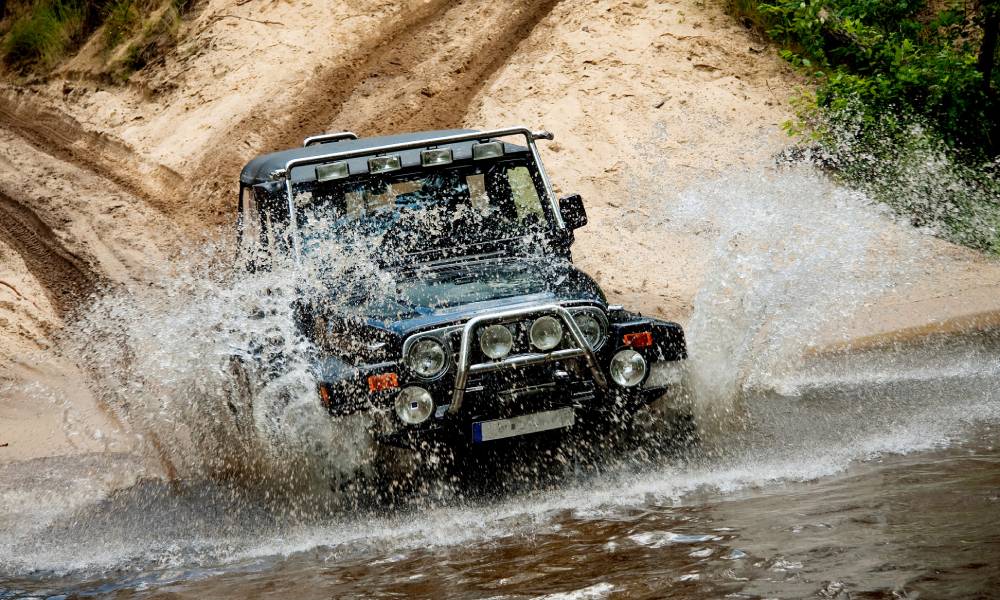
[{"xmin": 294, "ymin": 160, "xmax": 551, "ymax": 256}]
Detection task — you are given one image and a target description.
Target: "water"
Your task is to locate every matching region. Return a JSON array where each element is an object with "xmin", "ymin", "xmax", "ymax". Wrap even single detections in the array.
[{"xmin": 1, "ymin": 167, "xmax": 998, "ymax": 598}]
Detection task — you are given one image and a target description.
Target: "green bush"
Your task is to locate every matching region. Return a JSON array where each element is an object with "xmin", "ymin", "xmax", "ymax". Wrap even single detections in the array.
[
  {"xmin": 802, "ymin": 106, "xmax": 1000, "ymax": 254},
  {"xmin": 2, "ymin": 0, "xmax": 82, "ymax": 71},
  {"xmin": 1, "ymin": 0, "xmax": 193, "ymax": 74},
  {"xmin": 730, "ymin": 0, "xmax": 1000, "ymax": 253},
  {"xmin": 730, "ymin": 0, "xmax": 998, "ymax": 158},
  {"xmin": 102, "ymin": 0, "xmax": 139, "ymax": 49}
]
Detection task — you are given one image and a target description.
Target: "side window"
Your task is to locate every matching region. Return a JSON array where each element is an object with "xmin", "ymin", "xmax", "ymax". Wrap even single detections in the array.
[
  {"xmin": 241, "ymin": 188, "xmax": 262, "ymax": 248},
  {"xmin": 506, "ymin": 166, "xmax": 545, "ymax": 221}
]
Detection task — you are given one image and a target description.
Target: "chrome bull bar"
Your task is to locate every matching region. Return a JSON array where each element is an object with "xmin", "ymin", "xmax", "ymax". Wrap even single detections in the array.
[{"xmin": 449, "ymin": 304, "xmax": 608, "ymax": 414}]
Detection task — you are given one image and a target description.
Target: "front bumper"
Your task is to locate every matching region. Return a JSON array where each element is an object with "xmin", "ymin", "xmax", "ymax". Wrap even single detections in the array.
[
  {"xmin": 373, "ymin": 362, "xmax": 682, "ymax": 449},
  {"xmin": 321, "ymin": 304, "xmax": 687, "ymax": 448},
  {"xmin": 449, "ymin": 304, "xmax": 608, "ymax": 413}
]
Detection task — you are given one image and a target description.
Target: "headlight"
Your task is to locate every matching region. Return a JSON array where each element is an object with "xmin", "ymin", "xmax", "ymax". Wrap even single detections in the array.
[
  {"xmin": 404, "ymin": 337, "xmax": 447, "ymax": 378},
  {"xmin": 480, "ymin": 324, "xmax": 513, "ymax": 359},
  {"xmin": 529, "ymin": 315, "xmax": 563, "ymax": 351},
  {"xmin": 572, "ymin": 312, "xmax": 607, "ymax": 349},
  {"xmin": 610, "ymin": 349, "xmax": 647, "ymax": 387},
  {"xmin": 395, "ymin": 386, "xmax": 434, "ymax": 424}
]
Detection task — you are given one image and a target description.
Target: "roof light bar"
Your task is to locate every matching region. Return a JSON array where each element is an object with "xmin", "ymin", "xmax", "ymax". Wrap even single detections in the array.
[
  {"xmin": 472, "ymin": 141, "xmax": 504, "ymax": 160},
  {"xmin": 368, "ymin": 155, "xmax": 402, "ymax": 174},
  {"xmin": 286, "ymin": 127, "xmax": 554, "ymax": 177},
  {"xmin": 421, "ymin": 148, "xmax": 454, "ymax": 166},
  {"xmin": 315, "ymin": 161, "xmax": 350, "ymax": 182}
]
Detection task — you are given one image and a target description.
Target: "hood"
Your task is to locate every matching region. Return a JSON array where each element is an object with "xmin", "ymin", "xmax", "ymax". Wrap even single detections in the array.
[{"xmin": 325, "ymin": 256, "xmax": 607, "ymax": 335}]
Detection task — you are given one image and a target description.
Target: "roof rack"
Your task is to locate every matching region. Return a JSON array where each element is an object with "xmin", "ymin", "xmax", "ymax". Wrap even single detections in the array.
[
  {"xmin": 302, "ymin": 132, "xmax": 359, "ymax": 147},
  {"xmin": 284, "ymin": 127, "xmax": 552, "ymax": 179}
]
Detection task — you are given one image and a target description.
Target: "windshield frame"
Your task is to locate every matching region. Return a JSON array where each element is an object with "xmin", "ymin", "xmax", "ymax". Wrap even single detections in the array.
[
  {"xmin": 276, "ymin": 128, "xmax": 565, "ymax": 258},
  {"xmin": 286, "ymin": 156, "xmax": 559, "ymax": 262}
]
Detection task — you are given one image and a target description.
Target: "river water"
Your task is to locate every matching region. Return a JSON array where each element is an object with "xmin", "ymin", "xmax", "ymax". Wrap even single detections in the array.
[{"xmin": 1, "ymin": 169, "xmax": 998, "ymax": 598}]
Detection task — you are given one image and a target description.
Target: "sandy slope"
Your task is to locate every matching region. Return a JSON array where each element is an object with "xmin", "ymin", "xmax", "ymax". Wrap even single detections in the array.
[
  {"xmin": 0, "ymin": 0, "xmax": 998, "ymax": 463},
  {"xmin": 0, "ymin": 127, "xmax": 179, "ymax": 461},
  {"xmin": 463, "ymin": 0, "xmax": 805, "ymax": 318}
]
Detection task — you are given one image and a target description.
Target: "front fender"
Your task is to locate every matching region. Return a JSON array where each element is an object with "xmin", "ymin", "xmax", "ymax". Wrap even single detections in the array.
[
  {"xmin": 608, "ymin": 317, "xmax": 686, "ymax": 362},
  {"xmin": 316, "ymin": 355, "xmax": 402, "ymax": 416}
]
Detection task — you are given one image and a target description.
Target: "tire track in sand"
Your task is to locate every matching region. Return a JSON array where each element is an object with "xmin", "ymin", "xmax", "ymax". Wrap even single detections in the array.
[
  {"xmin": 0, "ymin": 0, "xmax": 561, "ymax": 316},
  {"xmin": 0, "ymin": 90, "xmax": 184, "ymax": 227},
  {"xmin": 0, "ymin": 191, "xmax": 98, "ymax": 317},
  {"xmin": 278, "ymin": 0, "xmax": 562, "ymax": 140}
]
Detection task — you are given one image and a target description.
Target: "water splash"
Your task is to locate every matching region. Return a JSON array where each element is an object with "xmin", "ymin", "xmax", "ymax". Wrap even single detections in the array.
[
  {"xmin": 58, "ymin": 237, "xmax": 385, "ymax": 503},
  {"xmin": 785, "ymin": 107, "xmax": 1000, "ymax": 254},
  {"xmin": 654, "ymin": 167, "xmax": 928, "ymax": 433}
]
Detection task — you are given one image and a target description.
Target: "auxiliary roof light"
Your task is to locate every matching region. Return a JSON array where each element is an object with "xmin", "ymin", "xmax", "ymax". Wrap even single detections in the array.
[
  {"xmin": 315, "ymin": 161, "xmax": 350, "ymax": 182},
  {"xmin": 472, "ymin": 141, "xmax": 504, "ymax": 160},
  {"xmin": 421, "ymin": 148, "xmax": 454, "ymax": 166},
  {"xmin": 368, "ymin": 155, "xmax": 402, "ymax": 174}
]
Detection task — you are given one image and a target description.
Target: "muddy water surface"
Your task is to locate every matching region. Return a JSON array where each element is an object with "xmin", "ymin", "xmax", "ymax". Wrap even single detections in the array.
[{"xmin": 2, "ymin": 359, "xmax": 998, "ymax": 599}]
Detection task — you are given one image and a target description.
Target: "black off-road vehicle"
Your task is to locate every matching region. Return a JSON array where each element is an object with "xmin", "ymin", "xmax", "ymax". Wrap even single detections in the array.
[{"xmin": 237, "ymin": 127, "xmax": 687, "ymax": 459}]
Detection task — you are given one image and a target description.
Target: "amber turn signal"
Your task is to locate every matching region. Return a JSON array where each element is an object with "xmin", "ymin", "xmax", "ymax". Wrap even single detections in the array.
[
  {"xmin": 622, "ymin": 331, "xmax": 653, "ymax": 349},
  {"xmin": 368, "ymin": 372, "xmax": 399, "ymax": 392},
  {"xmin": 318, "ymin": 385, "xmax": 331, "ymax": 407}
]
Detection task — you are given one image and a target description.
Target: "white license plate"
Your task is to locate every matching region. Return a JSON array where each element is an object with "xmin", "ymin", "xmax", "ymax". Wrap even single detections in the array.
[{"xmin": 472, "ymin": 408, "xmax": 575, "ymax": 443}]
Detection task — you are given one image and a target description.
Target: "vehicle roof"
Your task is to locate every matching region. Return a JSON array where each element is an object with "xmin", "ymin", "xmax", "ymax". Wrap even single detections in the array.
[{"xmin": 239, "ymin": 129, "xmax": 529, "ymax": 186}]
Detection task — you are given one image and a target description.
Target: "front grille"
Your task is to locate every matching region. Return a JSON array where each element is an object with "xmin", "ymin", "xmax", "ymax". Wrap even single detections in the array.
[{"xmin": 461, "ymin": 374, "xmax": 597, "ymax": 421}]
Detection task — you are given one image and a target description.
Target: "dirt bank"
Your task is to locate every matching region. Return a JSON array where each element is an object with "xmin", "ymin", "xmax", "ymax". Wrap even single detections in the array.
[{"xmin": 1, "ymin": 0, "xmax": 998, "ymax": 464}]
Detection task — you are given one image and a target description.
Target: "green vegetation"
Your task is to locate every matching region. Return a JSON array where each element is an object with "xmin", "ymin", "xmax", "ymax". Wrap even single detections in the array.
[
  {"xmin": 729, "ymin": 0, "xmax": 1000, "ymax": 253},
  {"xmin": 0, "ymin": 0, "xmax": 193, "ymax": 77},
  {"xmin": 108, "ymin": 0, "xmax": 183, "ymax": 81},
  {"xmin": 1, "ymin": 0, "xmax": 89, "ymax": 71},
  {"xmin": 102, "ymin": 0, "xmax": 143, "ymax": 49}
]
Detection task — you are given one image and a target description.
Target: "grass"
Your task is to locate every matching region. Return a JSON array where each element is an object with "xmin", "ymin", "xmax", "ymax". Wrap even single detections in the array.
[
  {"xmin": 2, "ymin": 0, "xmax": 84, "ymax": 72},
  {"xmin": 102, "ymin": 0, "xmax": 141, "ymax": 49},
  {"xmin": 1, "ymin": 0, "xmax": 194, "ymax": 77},
  {"xmin": 108, "ymin": 0, "xmax": 180, "ymax": 81}
]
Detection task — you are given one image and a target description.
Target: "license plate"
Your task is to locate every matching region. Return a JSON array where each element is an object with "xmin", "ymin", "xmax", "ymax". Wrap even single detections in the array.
[{"xmin": 472, "ymin": 408, "xmax": 575, "ymax": 443}]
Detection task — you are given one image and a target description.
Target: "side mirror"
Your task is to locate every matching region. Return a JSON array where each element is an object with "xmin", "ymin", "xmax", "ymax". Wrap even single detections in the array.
[{"xmin": 558, "ymin": 194, "xmax": 588, "ymax": 230}]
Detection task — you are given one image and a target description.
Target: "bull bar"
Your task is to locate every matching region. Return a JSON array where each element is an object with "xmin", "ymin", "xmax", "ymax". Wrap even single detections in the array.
[{"xmin": 449, "ymin": 304, "xmax": 609, "ymax": 414}]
